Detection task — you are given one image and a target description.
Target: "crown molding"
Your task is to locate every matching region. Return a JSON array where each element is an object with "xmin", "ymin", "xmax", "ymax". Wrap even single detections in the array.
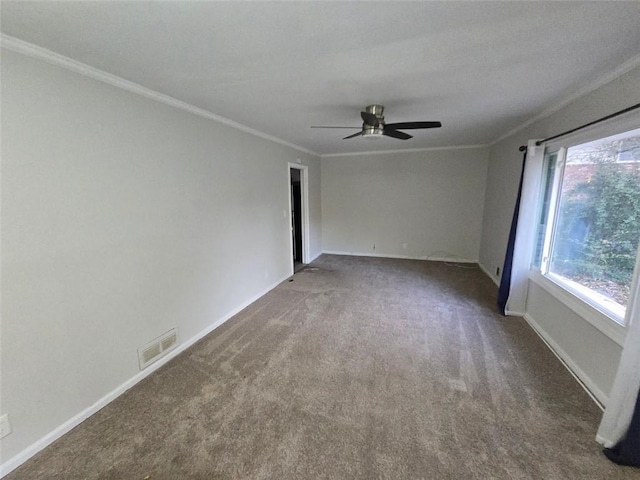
[
  {"xmin": 320, "ymin": 144, "xmax": 488, "ymax": 158},
  {"xmin": 0, "ymin": 34, "xmax": 319, "ymax": 157},
  {"xmin": 490, "ymin": 52, "xmax": 640, "ymax": 146}
]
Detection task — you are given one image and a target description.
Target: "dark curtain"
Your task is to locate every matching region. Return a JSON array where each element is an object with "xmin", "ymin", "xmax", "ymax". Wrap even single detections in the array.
[
  {"xmin": 497, "ymin": 148, "xmax": 528, "ymax": 315},
  {"xmin": 604, "ymin": 390, "xmax": 640, "ymax": 466}
]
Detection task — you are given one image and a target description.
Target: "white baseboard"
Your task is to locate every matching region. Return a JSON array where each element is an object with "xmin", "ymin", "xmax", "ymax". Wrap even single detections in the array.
[
  {"xmin": 0, "ymin": 273, "xmax": 291, "ymax": 478},
  {"xmin": 523, "ymin": 312, "xmax": 607, "ymax": 409},
  {"xmin": 477, "ymin": 262, "xmax": 500, "ymax": 287},
  {"xmin": 321, "ymin": 250, "xmax": 477, "ymax": 264}
]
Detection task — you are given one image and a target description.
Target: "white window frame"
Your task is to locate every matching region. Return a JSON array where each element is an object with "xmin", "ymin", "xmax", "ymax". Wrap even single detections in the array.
[{"xmin": 530, "ymin": 112, "xmax": 640, "ymax": 347}]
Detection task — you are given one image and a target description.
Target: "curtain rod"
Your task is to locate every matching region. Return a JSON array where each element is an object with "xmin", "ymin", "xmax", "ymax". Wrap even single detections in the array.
[{"xmin": 535, "ymin": 102, "xmax": 640, "ymax": 146}]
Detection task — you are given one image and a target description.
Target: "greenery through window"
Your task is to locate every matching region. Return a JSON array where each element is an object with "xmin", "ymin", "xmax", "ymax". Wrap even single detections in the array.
[{"xmin": 539, "ymin": 127, "xmax": 640, "ymax": 322}]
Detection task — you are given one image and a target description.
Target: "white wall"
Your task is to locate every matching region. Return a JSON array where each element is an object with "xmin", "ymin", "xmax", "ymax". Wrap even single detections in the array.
[
  {"xmin": 321, "ymin": 148, "xmax": 489, "ymax": 261},
  {"xmin": 525, "ymin": 283, "xmax": 621, "ymax": 403},
  {"xmin": 479, "ymin": 64, "xmax": 640, "ymax": 404},
  {"xmin": 0, "ymin": 49, "xmax": 321, "ymax": 467}
]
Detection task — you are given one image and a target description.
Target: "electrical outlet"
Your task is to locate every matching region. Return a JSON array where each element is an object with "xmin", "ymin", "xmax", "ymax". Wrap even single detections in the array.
[{"xmin": 0, "ymin": 414, "xmax": 12, "ymax": 439}]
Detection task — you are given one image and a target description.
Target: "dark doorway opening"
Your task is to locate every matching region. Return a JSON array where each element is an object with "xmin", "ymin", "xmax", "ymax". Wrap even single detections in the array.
[{"xmin": 290, "ymin": 168, "xmax": 303, "ymax": 272}]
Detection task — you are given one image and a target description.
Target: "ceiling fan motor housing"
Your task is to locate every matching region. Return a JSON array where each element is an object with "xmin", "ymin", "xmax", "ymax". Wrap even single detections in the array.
[
  {"xmin": 362, "ymin": 104, "xmax": 385, "ymax": 137},
  {"xmin": 364, "ymin": 104, "xmax": 385, "ymax": 126},
  {"xmin": 365, "ymin": 104, "xmax": 384, "ymax": 116},
  {"xmin": 363, "ymin": 125, "xmax": 385, "ymax": 136}
]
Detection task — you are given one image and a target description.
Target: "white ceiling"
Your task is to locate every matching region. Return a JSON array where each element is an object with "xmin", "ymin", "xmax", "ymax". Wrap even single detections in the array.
[{"xmin": 2, "ymin": 1, "xmax": 640, "ymax": 155}]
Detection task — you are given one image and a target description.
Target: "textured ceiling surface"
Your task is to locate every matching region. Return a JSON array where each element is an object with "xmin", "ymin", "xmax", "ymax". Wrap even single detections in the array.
[{"xmin": 2, "ymin": 1, "xmax": 640, "ymax": 155}]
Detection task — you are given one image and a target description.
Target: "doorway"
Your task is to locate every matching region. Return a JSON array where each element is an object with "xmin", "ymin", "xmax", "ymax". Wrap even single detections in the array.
[{"xmin": 288, "ymin": 164, "xmax": 309, "ymax": 273}]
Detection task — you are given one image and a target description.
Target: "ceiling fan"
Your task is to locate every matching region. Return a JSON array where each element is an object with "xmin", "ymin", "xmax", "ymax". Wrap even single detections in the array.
[{"xmin": 311, "ymin": 105, "xmax": 441, "ymax": 140}]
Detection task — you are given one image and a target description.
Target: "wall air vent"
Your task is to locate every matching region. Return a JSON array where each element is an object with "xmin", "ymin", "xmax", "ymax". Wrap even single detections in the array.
[{"xmin": 138, "ymin": 328, "xmax": 179, "ymax": 370}]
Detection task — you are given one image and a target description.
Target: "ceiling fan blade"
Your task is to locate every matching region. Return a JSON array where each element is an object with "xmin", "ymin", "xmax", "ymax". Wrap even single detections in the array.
[
  {"xmin": 343, "ymin": 131, "xmax": 363, "ymax": 140},
  {"xmin": 361, "ymin": 111, "xmax": 380, "ymax": 127},
  {"xmin": 385, "ymin": 121, "xmax": 442, "ymax": 129},
  {"xmin": 310, "ymin": 126, "xmax": 361, "ymax": 129},
  {"xmin": 383, "ymin": 128, "xmax": 412, "ymax": 140}
]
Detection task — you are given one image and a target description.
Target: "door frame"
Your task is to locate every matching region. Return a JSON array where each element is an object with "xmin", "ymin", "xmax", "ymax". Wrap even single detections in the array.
[{"xmin": 287, "ymin": 163, "xmax": 310, "ymax": 271}]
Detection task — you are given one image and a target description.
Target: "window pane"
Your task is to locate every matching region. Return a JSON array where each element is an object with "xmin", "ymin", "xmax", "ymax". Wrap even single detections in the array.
[
  {"xmin": 549, "ymin": 128, "xmax": 640, "ymax": 312},
  {"xmin": 533, "ymin": 153, "xmax": 557, "ymax": 267}
]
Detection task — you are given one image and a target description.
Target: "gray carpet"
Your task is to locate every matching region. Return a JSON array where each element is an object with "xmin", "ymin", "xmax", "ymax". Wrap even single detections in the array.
[{"xmin": 7, "ymin": 255, "xmax": 640, "ymax": 479}]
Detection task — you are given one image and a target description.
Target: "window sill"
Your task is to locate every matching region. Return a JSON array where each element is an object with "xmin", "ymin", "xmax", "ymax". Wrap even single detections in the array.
[
  {"xmin": 528, "ymin": 270, "xmax": 627, "ymax": 346},
  {"xmin": 546, "ymin": 272, "xmax": 626, "ymax": 321}
]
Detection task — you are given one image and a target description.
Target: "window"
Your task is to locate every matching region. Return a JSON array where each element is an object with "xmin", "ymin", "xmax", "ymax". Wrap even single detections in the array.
[{"xmin": 536, "ymin": 127, "xmax": 640, "ymax": 325}]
